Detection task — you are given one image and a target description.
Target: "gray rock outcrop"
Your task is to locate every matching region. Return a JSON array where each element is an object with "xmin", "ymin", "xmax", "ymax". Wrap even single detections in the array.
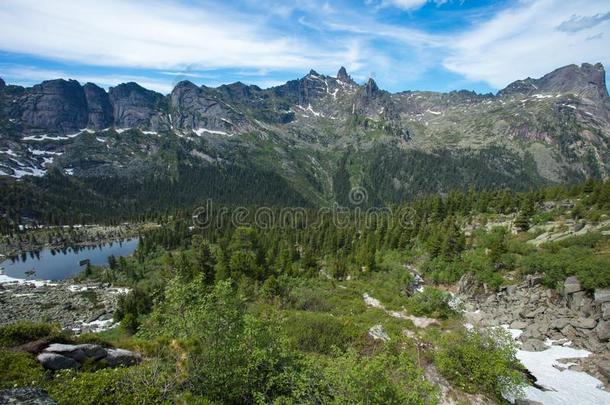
[
  {"xmin": 37, "ymin": 352, "xmax": 81, "ymax": 370},
  {"xmin": 461, "ymin": 275, "xmax": 610, "ymax": 354},
  {"xmin": 36, "ymin": 342, "xmax": 139, "ymax": 370}
]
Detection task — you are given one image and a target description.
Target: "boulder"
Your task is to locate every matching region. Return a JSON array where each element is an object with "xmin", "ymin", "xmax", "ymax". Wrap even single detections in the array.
[
  {"xmin": 85, "ymin": 310, "xmax": 106, "ymax": 323},
  {"xmin": 570, "ymin": 318, "xmax": 597, "ymax": 329},
  {"xmin": 569, "ymin": 291, "xmax": 586, "ymax": 311},
  {"xmin": 44, "ymin": 343, "xmax": 86, "ymax": 362},
  {"xmin": 528, "ymin": 275, "xmax": 544, "ymax": 287},
  {"xmin": 564, "ymin": 276, "xmax": 583, "ymax": 294},
  {"xmin": 561, "ymin": 324, "xmax": 578, "ymax": 340},
  {"xmin": 510, "ymin": 321, "xmax": 528, "ymax": 330},
  {"xmin": 104, "ymin": 348, "xmax": 141, "ymax": 367},
  {"xmin": 603, "ymin": 302, "xmax": 610, "ymax": 320},
  {"xmin": 594, "ymin": 289, "xmax": 610, "ymax": 303},
  {"xmin": 37, "ymin": 352, "xmax": 81, "ymax": 370},
  {"xmin": 522, "ymin": 339, "xmax": 547, "ymax": 351},
  {"xmin": 522, "ymin": 324, "xmax": 543, "ymax": 340},
  {"xmin": 523, "ymin": 307, "xmax": 546, "ymax": 318},
  {"xmin": 515, "ymin": 400, "xmax": 543, "ymax": 405},
  {"xmin": 550, "ymin": 318, "xmax": 570, "ymax": 330},
  {"xmin": 76, "ymin": 344, "xmax": 107, "ymax": 361},
  {"xmin": 595, "ymin": 320, "xmax": 610, "ymax": 342},
  {"xmin": 598, "ymin": 360, "xmax": 610, "ymax": 379}
]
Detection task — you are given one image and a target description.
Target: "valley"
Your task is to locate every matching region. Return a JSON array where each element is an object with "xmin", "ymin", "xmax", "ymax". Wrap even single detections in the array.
[
  {"xmin": 2, "ymin": 178, "xmax": 610, "ymax": 404},
  {"xmin": 1, "ymin": 63, "xmax": 609, "ymax": 230}
]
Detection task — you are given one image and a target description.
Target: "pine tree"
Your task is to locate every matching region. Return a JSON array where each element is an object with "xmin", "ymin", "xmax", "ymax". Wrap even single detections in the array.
[{"xmin": 192, "ymin": 235, "xmax": 216, "ymax": 284}]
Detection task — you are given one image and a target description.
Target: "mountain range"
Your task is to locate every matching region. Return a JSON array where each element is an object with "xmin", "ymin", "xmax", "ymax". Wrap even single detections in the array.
[{"xmin": 0, "ymin": 63, "xmax": 609, "ymax": 215}]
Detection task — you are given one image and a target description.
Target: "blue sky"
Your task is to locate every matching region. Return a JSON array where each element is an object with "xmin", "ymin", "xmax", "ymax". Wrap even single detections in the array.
[{"xmin": 0, "ymin": 0, "xmax": 608, "ymax": 94}]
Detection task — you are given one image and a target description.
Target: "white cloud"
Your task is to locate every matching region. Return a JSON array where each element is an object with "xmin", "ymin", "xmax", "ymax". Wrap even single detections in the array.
[
  {"xmin": 383, "ymin": 0, "xmax": 428, "ymax": 10},
  {"xmin": 0, "ymin": 0, "xmax": 607, "ymax": 94},
  {"xmin": 0, "ymin": 0, "xmax": 342, "ymax": 72},
  {"xmin": 379, "ymin": 0, "xmax": 449, "ymax": 10},
  {"xmin": 443, "ymin": 0, "xmax": 610, "ymax": 89}
]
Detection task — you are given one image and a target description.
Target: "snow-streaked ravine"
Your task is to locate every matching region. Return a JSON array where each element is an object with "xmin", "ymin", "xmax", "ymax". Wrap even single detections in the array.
[{"xmin": 503, "ymin": 326, "xmax": 610, "ymax": 404}]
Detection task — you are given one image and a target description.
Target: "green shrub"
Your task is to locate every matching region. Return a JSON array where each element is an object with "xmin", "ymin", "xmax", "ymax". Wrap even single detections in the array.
[
  {"xmin": 72, "ymin": 333, "xmax": 112, "ymax": 347},
  {"xmin": 0, "ymin": 350, "xmax": 45, "ymax": 389},
  {"xmin": 46, "ymin": 363, "xmax": 172, "ymax": 405},
  {"xmin": 421, "ymin": 258, "xmax": 466, "ymax": 284},
  {"xmin": 324, "ymin": 349, "xmax": 439, "ymax": 404},
  {"xmin": 0, "ymin": 321, "xmax": 63, "ymax": 347},
  {"xmin": 435, "ymin": 328, "xmax": 525, "ymax": 401},
  {"xmin": 142, "ymin": 278, "xmax": 309, "ymax": 403},
  {"xmin": 284, "ymin": 311, "xmax": 355, "ymax": 354},
  {"xmin": 406, "ymin": 287, "xmax": 458, "ymax": 319},
  {"xmin": 287, "ymin": 286, "xmax": 332, "ymax": 312},
  {"xmin": 521, "ymin": 246, "xmax": 610, "ymax": 289},
  {"xmin": 477, "ymin": 227, "xmax": 509, "ymax": 264},
  {"xmin": 547, "ymin": 232, "xmax": 605, "ymax": 250},
  {"xmin": 461, "ymin": 249, "xmax": 504, "ymax": 290}
]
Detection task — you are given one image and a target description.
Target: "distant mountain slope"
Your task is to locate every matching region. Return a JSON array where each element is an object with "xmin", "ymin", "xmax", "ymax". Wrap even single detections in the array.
[{"xmin": 0, "ymin": 63, "xmax": 609, "ymax": 216}]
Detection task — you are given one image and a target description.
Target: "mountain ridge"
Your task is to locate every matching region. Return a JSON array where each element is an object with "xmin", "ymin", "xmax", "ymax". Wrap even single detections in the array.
[{"xmin": 1, "ymin": 62, "xmax": 609, "ymax": 214}]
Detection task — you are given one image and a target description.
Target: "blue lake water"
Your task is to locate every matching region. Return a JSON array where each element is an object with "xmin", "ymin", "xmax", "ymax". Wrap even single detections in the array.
[{"xmin": 0, "ymin": 238, "xmax": 139, "ymax": 281}]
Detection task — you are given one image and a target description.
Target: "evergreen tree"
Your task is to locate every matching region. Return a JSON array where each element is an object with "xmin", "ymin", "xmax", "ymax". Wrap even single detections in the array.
[{"xmin": 192, "ymin": 235, "xmax": 216, "ymax": 284}]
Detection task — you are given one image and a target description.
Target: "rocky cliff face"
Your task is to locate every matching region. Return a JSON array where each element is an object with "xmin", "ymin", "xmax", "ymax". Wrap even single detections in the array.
[
  {"xmin": 83, "ymin": 83, "xmax": 113, "ymax": 130},
  {"xmin": 108, "ymin": 82, "xmax": 168, "ymax": 130},
  {"xmin": 499, "ymin": 63, "xmax": 609, "ymax": 102},
  {"xmin": 170, "ymin": 81, "xmax": 247, "ymax": 133},
  {"xmin": 8, "ymin": 79, "xmax": 89, "ymax": 135}
]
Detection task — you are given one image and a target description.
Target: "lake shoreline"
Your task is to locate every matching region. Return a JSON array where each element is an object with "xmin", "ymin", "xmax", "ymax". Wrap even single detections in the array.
[
  {"xmin": 1, "ymin": 237, "xmax": 140, "ymax": 281},
  {"xmin": 0, "ymin": 222, "xmax": 158, "ymax": 258}
]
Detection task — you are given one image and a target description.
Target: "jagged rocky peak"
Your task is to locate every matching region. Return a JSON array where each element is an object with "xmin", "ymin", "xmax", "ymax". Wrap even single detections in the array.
[
  {"xmin": 172, "ymin": 80, "xmax": 199, "ymax": 92},
  {"xmin": 499, "ymin": 62, "xmax": 609, "ymax": 101},
  {"xmin": 308, "ymin": 69, "xmax": 321, "ymax": 77},
  {"xmin": 217, "ymin": 81, "xmax": 259, "ymax": 102},
  {"xmin": 364, "ymin": 77, "xmax": 380, "ymax": 98},
  {"xmin": 337, "ymin": 66, "xmax": 349, "ymax": 81},
  {"xmin": 0, "ymin": 77, "xmax": 5, "ymax": 90}
]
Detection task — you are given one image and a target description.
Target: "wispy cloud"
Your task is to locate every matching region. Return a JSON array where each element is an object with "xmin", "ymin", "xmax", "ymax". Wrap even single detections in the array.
[
  {"xmin": 443, "ymin": 0, "xmax": 610, "ymax": 88},
  {"xmin": 382, "ymin": 0, "xmax": 428, "ymax": 10},
  {"xmin": 0, "ymin": 0, "xmax": 337, "ymax": 71},
  {"xmin": 0, "ymin": 0, "xmax": 607, "ymax": 93},
  {"xmin": 556, "ymin": 12, "xmax": 610, "ymax": 33},
  {"xmin": 374, "ymin": 0, "xmax": 450, "ymax": 11}
]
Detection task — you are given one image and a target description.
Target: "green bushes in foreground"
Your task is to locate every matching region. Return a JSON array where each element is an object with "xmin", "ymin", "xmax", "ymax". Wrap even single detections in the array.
[
  {"xmin": 45, "ymin": 361, "xmax": 177, "ymax": 405},
  {"xmin": 0, "ymin": 350, "xmax": 45, "ymax": 389},
  {"xmin": 323, "ymin": 348, "xmax": 439, "ymax": 404},
  {"xmin": 0, "ymin": 321, "xmax": 63, "ymax": 347},
  {"xmin": 435, "ymin": 328, "xmax": 525, "ymax": 401}
]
